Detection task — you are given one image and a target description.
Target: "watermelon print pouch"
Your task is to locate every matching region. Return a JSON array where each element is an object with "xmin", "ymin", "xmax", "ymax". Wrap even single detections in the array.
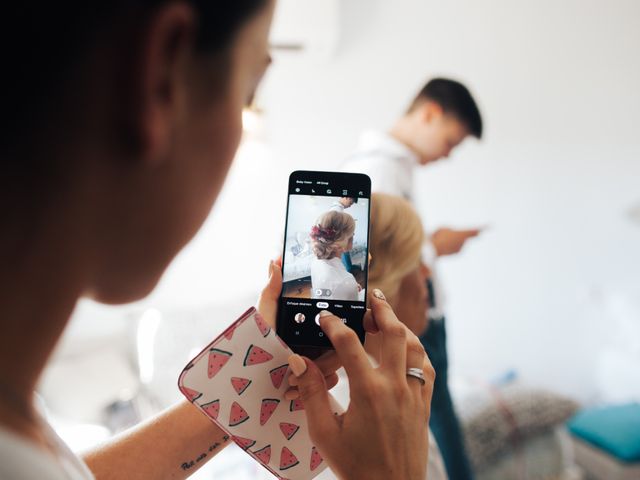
[{"xmin": 178, "ymin": 307, "xmax": 342, "ymax": 479}]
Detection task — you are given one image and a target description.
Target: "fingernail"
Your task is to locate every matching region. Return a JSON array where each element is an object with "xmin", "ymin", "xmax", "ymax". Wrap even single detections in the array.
[
  {"xmin": 373, "ymin": 289, "xmax": 386, "ymax": 301},
  {"xmin": 268, "ymin": 260, "xmax": 275, "ymax": 278},
  {"xmin": 284, "ymin": 388, "xmax": 300, "ymax": 400},
  {"xmin": 319, "ymin": 310, "xmax": 332, "ymax": 318},
  {"xmin": 288, "ymin": 354, "xmax": 307, "ymax": 377}
]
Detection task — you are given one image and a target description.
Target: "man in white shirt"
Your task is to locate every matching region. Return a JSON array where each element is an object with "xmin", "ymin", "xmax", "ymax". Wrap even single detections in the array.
[
  {"xmin": 329, "ymin": 197, "xmax": 356, "ymax": 213},
  {"xmin": 342, "ymin": 78, "xmax": 483, "ymax": 480}
]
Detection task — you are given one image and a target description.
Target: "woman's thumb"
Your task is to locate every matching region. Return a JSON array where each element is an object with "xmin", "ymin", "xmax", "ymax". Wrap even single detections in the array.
[
  {"xmin": 256, "ymin": 261, "xmax": 282, "ymax": 327},
  {"xmin": 288, "ymin": 354, "xmax": 337, "ymax": 440}
]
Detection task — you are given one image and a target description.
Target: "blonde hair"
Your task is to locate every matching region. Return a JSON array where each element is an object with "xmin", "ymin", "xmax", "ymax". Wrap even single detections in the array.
[
  {"xmin": 368, "ymin": 193, "xmax": 424, "ymax": 302},
  {"xmin": 310, "ymin": 211, "xmax": 356, "ymax": 260}
]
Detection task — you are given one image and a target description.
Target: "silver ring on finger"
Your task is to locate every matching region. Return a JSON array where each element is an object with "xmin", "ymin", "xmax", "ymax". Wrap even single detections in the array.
[{"xmin": 406, "ymin": 367, "xmax": 426, "ymax": 385}]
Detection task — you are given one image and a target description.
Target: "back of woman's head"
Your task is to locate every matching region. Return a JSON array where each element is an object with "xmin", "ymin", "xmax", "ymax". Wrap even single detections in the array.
[
  {"xmin": 1, "ymin": 0, "xmax": 270, "ymax": 233},
  {"xmin": 1, "ymin": 0, "xmax": 269, "ymax": 158},
  {"xmin": 310, "ymin": 211, "xmax": 356, "ymax": 260},
  {"xmin": 368, "ymin": 193, "xmax": 424, "ymax": 301},
  {"xmin": 0, "ymin": 0, "xmax": 271, "ymax": 304}
]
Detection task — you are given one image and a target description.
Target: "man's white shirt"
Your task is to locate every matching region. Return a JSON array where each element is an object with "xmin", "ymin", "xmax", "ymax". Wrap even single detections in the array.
[
  {"xmin": 341, "ymin": 130, "xmax": 445, "ymax": 315},
  {"xmin": 329, "ymin": 201, "xmax": 345, "ymax": 213}
]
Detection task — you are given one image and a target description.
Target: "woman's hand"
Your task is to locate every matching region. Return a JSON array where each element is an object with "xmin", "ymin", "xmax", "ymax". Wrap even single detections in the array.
[
  {"xmin": 256, "ymin": 260, "xmax": 342, "ymax": 394},
  {"xmin": 288, "ymin": 289, "xmax": 434, "ymax": 480}
]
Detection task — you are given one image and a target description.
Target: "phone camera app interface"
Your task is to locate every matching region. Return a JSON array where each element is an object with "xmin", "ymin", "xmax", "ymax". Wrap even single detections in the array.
[{"xmin": 278, "ymin": 172, "xmax": 371, "ymax": 349}]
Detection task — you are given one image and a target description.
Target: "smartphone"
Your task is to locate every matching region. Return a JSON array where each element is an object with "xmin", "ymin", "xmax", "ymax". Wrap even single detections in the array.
[
  {"xmin": 178, "ymin": 307, "xmax": 343, "ymax": 479},
  {"xmin": 276, "ymin": 170, "xmax": 371, "ymax": 356}
]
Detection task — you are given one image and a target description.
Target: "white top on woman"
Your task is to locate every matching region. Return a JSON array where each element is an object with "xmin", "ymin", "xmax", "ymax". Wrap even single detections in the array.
[
  {"xmin": 0, "ymin": 421, "xmax": 94, "ymax": 480},
  {"xmin": 311, "ymin": 257, "xmax": 359, "ymax": 301}
]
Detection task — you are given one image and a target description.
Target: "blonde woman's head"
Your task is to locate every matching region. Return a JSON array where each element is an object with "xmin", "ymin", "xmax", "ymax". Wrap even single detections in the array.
[
  {"xmin": 369, "ymin": 194, "xmax": 429, "ymax": 334},
  {"xmin": 310, "ymin": 211, "xmax": 356, "ymax": 260}
]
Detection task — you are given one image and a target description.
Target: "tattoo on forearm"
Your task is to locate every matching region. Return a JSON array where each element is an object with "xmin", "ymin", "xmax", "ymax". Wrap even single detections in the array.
[{"xmin": 180, "ymin": 435, "xmax": 231, "ymax": 471}]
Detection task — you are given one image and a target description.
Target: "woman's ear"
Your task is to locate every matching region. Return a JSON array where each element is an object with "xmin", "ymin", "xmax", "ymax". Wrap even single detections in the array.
[{"xmin": 122, "ymin": 3, "xmax": 196, "ymax": 166}]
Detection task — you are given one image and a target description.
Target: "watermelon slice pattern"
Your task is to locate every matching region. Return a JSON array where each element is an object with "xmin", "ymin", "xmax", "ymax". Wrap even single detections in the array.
[
  {"xmin": 254, "ymin": 312, "xmax": 271, "ymax": 337},
  {"xmin": 180, "ymin": 310, "xmax": 337, "ymax": 478},
  {"xmin": 310, "ymin": 446, "xmax": 323, "ymax": 471},
  {"xmin": 230, "ymin": 377, "xmax": 252, "ymax": 395},
  {"xmin": 180, "ymin": 386, "xmax": 202, "ymax": 402},
  {"xmin": 279, "ymin": 422, "xmax": 300, "ymax": 441},
  {"xmin": 269, "ymin": 364, "xmax": 288, "ymax": 389},
  {"xmin": 201, "ymin": 399, "xmax": 220, "ymax": 420},
  {"xmin": 229, "ymin": 401, "xmax": 250, "ymax": 427},
  {"xmin": 253, "ymin": 444, "xmax": 272, "ymax": 464},
  {"xmin": 233, "ymin": 435, "xmax": 256, "ymax": 450},
  {"xmin": 243, "ymin": 344, "xmax": 273, "ymax": 366},
  {"xmin": 279, "ymin": 446, "xmax": 300, "ymax": 471},
  {"xmin": 223, "ymin": 326, "xmax": 235, "ymax": 340},
  {"xmin": 289, "ymin": 398, "xmax": 304, "ymax": 412},
  {"xmin": 208, "ymin": 348, "xmax": 232, "ymax": 378},
  {"xmin": 260, "ymin": 398, "xmax": 280, "ymax": 426}
]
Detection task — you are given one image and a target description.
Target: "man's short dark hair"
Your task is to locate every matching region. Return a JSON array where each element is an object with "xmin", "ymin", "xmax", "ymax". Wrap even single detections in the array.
[{"xmin": 407, "ymin": 78, "xmax": 483, "ymax": 139}]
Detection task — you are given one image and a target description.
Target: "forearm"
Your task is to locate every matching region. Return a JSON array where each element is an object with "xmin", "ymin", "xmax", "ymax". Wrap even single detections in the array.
[{"xmin": 83, "ymin": 400, "xmax": 230, "ymax": 480}]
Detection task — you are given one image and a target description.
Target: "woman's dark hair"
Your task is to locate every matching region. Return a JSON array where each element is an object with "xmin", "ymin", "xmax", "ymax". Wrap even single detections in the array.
[{"xmin": 0, "ymin": 0, "xmax": 268, "ymax": 153}]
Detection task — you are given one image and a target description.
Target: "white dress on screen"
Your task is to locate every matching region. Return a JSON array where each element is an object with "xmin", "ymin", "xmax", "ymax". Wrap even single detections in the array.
[{"xmin": 310, "ymin": 257, "xmax": 359, "ymax": 301}]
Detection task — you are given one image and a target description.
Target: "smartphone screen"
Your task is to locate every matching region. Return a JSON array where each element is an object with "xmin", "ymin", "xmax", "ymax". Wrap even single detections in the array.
[{"xmin": 276, "ymin": 170, "xmax": 371, "ymax": 353}]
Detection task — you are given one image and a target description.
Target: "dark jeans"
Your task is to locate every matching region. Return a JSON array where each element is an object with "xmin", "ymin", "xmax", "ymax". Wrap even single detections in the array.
[{"xmin": 420, "ymin": 318, "xmax": 475, "ymax": 480}]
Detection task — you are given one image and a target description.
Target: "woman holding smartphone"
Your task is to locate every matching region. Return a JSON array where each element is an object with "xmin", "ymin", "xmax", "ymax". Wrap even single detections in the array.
[
  {"xmin": 0, "ymin": 1, "xmax": 433, "ymax": 479},
  {"xmin": 367, "ymin": 193, "xmax": 448, "ymax": 479},
  {"xmin": 316, "ymin": 193, "xmax": 447, "ymax": 480}
]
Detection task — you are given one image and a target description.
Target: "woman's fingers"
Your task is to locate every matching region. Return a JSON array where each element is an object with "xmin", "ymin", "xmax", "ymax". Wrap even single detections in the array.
[
  {"xmin": 288, "ymin": 350, "xmax": 341, "ymax": 386},
  {"xmin": 405, "ymin": 330, "xmax": 428, "ymax": 396},
  {"xmin": 256, "ymin": 260, "xmax": 283, "ymax": 328},
  {"xmin": 324, "ymin": 371, "xmax": 340, "ymax": 390},
  {"xmin": 362, "ymin": 309, "xmax": 379, "ymax": 334},
  {"xmin": 420, "ymin": 357, "xmax": 436, "ymax": 417},
  {"xmin": 318, "ymin": 311, "xmax": 373, "ymax": 384},
  {"xmin": 314, "ymin": 350, "xmax": 342, "ymax": 377},
  {"xmin": 369, "ymin": 289, "xmax": 407, "ymax": 377},
  {"xmin": 288, "ymin": 354, "xmax": 339, "ymax": 441},
  {"xmin": 285, "ymin": 371, "xmax": 340, "ymax": 399}
]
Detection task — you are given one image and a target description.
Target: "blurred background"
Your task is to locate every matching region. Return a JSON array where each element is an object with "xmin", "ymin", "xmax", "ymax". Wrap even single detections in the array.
[{"xmin": 40, "ymin": 1, "xmax": 640, "ymax": 479}]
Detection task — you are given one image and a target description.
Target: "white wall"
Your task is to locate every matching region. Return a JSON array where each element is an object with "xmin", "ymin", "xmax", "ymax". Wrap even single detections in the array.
[
  {"xmin": 257, "ymin": 0, "xmax": 640, "ymax": 402},
  {"xmin": 64, "ymin": 0, "xmax": 640, "ymax": 404}
]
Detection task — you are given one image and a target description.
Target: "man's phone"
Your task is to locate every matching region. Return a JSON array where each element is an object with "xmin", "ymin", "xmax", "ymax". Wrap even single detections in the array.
[{"xmin": 276, "ymin": 170, "xmax": 371, "ymax": 356}]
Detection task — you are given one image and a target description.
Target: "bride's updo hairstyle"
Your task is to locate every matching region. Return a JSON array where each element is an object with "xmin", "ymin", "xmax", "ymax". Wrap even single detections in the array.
[{"xmin": 310, "ymin": 211, "xmax": 356, "ymax": 260}]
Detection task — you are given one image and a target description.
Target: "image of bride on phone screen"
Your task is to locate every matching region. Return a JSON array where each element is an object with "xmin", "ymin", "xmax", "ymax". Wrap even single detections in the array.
[{"xmin": 309, "ymin": 210, "xmax": 362, "ymax": 301}]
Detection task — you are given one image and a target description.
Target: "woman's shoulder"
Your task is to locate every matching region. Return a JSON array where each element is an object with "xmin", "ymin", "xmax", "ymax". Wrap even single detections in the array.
[
  {"xmin": 311, "ymin": 256, "xmax": 329, "ymax": 270},
  {"xmin": 0, "ymin": 423, "xmax": 94, "ymax": 480},
  {"xmin": 0, "ymin": 427, "xmax": 66, "ymax": 480}
]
